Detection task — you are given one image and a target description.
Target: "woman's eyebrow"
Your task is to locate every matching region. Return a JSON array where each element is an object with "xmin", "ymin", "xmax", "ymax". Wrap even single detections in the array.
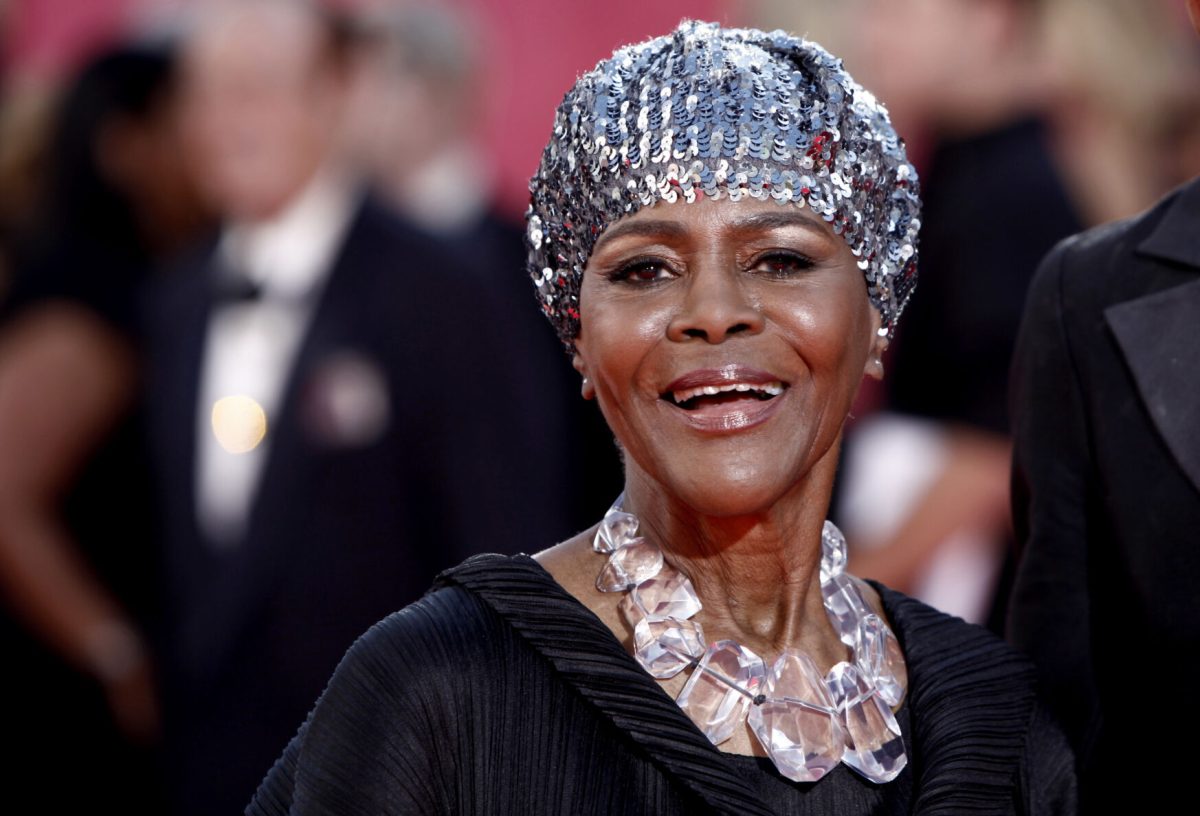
[
  {"xmin": 593, "ymin": 209, "xmax": 830, "ymax": 252},
  {"xmin": 593, "ymin": 219, "xmax": 687, "ymax": 250}
]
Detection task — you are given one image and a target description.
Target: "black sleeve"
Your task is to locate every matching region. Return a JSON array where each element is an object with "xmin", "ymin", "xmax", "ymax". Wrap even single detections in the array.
[
  {"xmin": 1006, "ymin": 240, "xmax": 1099, "ymax": 761},
  {"xmin": 245, "ymin": 593, "xmax": 473, "ymax": 816},
  {"xmin": 1017, "ymin": 702, "xmax": 1077, "ymax": 816},
  {"xmin": 245, "ymin": 721, "xmax": 306, "ymax": 816}
]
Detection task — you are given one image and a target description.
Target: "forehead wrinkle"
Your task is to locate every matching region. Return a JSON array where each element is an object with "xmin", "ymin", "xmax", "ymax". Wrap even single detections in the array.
[{"xmin": 726, "ymin": 210, "xmax": 831, "ymax": 240}]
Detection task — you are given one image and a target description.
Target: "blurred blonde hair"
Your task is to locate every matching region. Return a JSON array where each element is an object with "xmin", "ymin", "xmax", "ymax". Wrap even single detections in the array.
[
  {"xmin": 1039, "ymin": 0, "xmax": 1200, "ymax": 222},
  {"xmin": 1041, "ymin": 0, "xmax": 1187, "ymax": 131}
]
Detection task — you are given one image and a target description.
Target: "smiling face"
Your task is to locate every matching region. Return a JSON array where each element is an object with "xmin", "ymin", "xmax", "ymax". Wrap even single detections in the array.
[{"xmin": 574, "ymin": 196, "xmax": 885, "ymax": 517}]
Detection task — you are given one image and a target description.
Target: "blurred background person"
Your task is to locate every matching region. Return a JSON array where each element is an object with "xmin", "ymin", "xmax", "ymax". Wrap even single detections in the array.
[
  {"xmin": 1008, "ymin": 1, "xmax": 1200, "ymax": 810},
  {"xmin": 143, "ymin": 1, "xmax": 572, "ymax": 811},
  {"xmin": 0, "ymin": 41, "xmax": 208, "ymax": 814},
  {"xmin": 342, "ymin": 3, "xmax": 622, "ymax": 528},
  {"xmin": 1039, "ymin": 0, "xmax": 1200, "ymax": 225},
  {"xmin": 344, "ymin": 4, "xmax": 491, "ymax": 236},
  {"xmin": 834, "ymin": 0, "xmax": 1082, "ymax": 629}
]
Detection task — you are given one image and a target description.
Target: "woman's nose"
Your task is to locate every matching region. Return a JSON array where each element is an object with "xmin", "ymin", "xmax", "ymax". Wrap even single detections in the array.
[{"xmin": 666, "ymin": 264, "xmax": 764, "ymax": 344}]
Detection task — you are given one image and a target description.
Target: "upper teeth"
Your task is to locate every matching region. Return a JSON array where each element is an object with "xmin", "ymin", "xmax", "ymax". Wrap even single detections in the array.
[{"xmin": 671, "ymin": 381, "xmax": 784, "ymax": 404}]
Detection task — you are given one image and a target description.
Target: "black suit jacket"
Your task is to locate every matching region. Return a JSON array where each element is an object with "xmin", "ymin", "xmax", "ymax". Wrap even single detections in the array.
[
  {"xmin": 144, "ymin": 195, "xmax": 571, "ymax": 815},
  {"xmin": 1008, "ymin": 177, "xmax": 1200, "ymax": 811}
]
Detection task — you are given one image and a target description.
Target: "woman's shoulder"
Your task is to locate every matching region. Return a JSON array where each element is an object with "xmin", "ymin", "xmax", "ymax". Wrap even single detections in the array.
[
  {"xmin": 874, "ymin": 582, "xmax": 1038, "ymax": 723},
  {"xmin": 875, "ymin": 583, "xmax": 1032, "ymax": 681},
  {"xmin": 248, "ymin": 554, "xmax": 555, "ymax": 816},
  {"xmin": 336, "ymin": 554, "xmax": 551, "ymax": 671},
  {"xmin": 308, "ymin": 553, "xmax": 585, "ymax": 703},
  {"xmin": 873, "ymin": 583, "xmax": 1076, "ymax": 814}
]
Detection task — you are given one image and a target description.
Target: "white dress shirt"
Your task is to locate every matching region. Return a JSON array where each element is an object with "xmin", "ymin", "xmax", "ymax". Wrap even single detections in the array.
[{"xmin": 195, "ymin": 170, "xmax": 358, "ymax": 546}]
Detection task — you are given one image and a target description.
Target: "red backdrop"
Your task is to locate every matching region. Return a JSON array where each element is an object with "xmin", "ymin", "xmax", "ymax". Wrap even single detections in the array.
[{"xmin": 1, "ymin": 0, "xmax": 738, "ymax": 217}]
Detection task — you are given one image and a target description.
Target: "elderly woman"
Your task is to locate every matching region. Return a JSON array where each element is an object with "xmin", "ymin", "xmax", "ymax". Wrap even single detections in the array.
[{"xmin": 249, "ymin": 22, "xmax": 1073, "ymax": 815}]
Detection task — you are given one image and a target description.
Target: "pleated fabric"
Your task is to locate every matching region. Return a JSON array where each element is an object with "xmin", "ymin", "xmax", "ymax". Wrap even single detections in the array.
[{"xmin": 248, "ymin": 554, "xmax": 1074, "ymax": 815}]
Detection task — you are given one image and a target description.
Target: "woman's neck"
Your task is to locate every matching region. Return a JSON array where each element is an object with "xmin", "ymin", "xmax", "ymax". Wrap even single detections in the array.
[{"xmin": 620, "ymin": 458, "xmax": 847, "ymax": 669}]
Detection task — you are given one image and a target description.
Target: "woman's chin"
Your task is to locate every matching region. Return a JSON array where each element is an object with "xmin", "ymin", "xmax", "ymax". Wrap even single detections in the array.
[
  {"xmin": 625, "ymin": 435, "xmax": 836, "ymax": 522},
  {"xmin": 667, "ymin": 472, "xmax": 797, "ymax": 520}
]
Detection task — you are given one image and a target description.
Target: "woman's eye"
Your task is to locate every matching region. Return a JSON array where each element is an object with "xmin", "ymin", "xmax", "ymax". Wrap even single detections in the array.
[
  {"xmin": 612, "ymin": 259, "xmax": 674, "ymax": 283},
  {"xmin": 754, "ymin": 252, "xmax": 814, "ymax": 277}
]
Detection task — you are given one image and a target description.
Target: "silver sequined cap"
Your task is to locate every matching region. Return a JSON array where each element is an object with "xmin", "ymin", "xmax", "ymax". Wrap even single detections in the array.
[{"xmin": 527, "ymin": 20, "xmax": 921, "ymax": 348}]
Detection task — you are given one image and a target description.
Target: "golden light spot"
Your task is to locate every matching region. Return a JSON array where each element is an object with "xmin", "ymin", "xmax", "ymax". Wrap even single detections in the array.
[{"xmin": 211, "ymin": 395, "xmax": 268, "ymax": 453}]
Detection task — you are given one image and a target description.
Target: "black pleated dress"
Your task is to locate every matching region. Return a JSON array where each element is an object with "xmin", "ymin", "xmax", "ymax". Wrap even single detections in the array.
[{"xmin": 248, "ymin": 554, "xmax": 1075, "ymax": 815}]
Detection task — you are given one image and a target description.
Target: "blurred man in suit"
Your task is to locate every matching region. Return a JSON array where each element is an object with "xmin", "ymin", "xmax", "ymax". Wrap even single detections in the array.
[
  {"xmin": 342, "ymin": 4, "xmax": 624, "ymax": 529},
  {"xmin": 1008, "ymin": 2, "xmax": 1200, "ymax": 811},
  {"xmin": 145, "ymin": 2, "xmax": 564, "ymax": 812}
]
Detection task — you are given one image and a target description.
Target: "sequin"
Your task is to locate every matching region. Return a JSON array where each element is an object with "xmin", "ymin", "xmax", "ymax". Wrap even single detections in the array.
[{"xmin": 526, "ymin": 21, "xmax": 920, "ymax": 349}]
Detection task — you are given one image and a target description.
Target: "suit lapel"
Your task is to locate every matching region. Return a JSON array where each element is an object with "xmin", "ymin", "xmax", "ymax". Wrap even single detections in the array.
[
  {"xmin": 1105, "ymin": 277, "xmax": 1200, "ymax": 496},
  {"xmin": 163, "ymin": 193, "xmax": 390, "ymax": 687},
  {"xmin": 182, "ymin": 197, "xmax": 375, "ymax": 680},
  {"xmin": 1135, "ymin": 178, "xmax": 1200, "ymax": 269},
  {"xmin": 1105, "ymin": 178, "xmax": 1200, "ymax": 495},
  {"xmin": 209, "ymin": 196, "xmax": 381, "ymax": 670},
  {"xmin": 242, "ymin": 194, "xmax": 372, "ymax": 545},
  {"xmin": 150, "ymin": 242, "xmax": 241, "ymax": 683}
]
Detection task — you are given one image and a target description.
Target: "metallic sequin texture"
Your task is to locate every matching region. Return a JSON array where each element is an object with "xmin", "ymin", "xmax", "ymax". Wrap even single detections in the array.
[{"xmin": 526, "ymin": 20, "xmax": 921, "ymax": 348}]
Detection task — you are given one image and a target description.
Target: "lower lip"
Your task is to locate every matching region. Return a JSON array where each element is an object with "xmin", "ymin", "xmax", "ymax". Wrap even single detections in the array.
[{"xmin": 663, "ymin": 391, "xmax": 787, "ymax": 434}]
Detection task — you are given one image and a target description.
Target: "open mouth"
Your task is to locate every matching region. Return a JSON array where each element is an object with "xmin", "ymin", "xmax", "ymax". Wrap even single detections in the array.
[{"xmin": 662, "ymin": 380, "xmax": 787, "ymax": 411}]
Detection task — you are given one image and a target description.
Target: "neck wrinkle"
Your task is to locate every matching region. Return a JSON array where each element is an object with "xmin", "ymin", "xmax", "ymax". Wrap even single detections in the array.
[{"xmin": 621, "ymin": 459, "xmax": 846, "ymax": 668}]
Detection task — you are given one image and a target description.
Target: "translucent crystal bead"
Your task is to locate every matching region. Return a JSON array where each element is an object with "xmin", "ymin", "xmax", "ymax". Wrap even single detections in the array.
[
  {"xmin": 633, "ymin": 616, "xmax": 706, "ymax": 678},
  {"xmin": 819, "ymin": 520, "xmax": 847, "ymax": 582},
  {"xmin": 822, "ymin": 572, "xmax": 871, "ymax": 647},
  {"xmin": 618, "ymin": 591, "xmax": 644, "ymax": 628},
  {"xmin": 825, "ymin": 662, "xmax": 907, "ymax": 783},
  {"xmin": 593, "ymin": 509, "xmax": 639, "ymax": 553},
  {"xmin": 627, "ymin": 566, "xmax": 701, "ymax": 620},
  {"xmin": 747, "ymin": 650, "xmax": 845, "ymax": 782},
  {"xmin": 677, "ymin": 640, "xmax": 766, "ymax": 745},
  {"xmin": 856, "ymin": 613, "xmax": 907, "ymax": 707},
  {"xmin": 595, "ymin": 537, "xmax": 663, "ymax": 592}
]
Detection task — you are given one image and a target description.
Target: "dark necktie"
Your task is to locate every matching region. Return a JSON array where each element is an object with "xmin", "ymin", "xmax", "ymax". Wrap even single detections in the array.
[{"xmin": 211, "ymin": 270, "xmax": 262, "ymax": 304}]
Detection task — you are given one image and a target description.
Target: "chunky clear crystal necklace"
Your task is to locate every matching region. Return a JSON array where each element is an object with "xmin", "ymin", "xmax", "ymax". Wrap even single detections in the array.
[{"xmin": 593, "ymin": 495, "xmax": 908, "ymax": 784}]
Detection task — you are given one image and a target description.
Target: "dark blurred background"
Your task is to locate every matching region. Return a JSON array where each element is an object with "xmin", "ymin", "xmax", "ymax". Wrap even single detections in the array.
[{"xmin": 0, "ymin": 0, "xmax": 1197, "ymax": 813}]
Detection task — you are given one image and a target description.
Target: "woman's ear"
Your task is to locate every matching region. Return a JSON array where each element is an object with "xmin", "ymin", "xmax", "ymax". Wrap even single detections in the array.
[{"xmin": 571, "ymin": 352, "xmax": 596, "ymax": 400}]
